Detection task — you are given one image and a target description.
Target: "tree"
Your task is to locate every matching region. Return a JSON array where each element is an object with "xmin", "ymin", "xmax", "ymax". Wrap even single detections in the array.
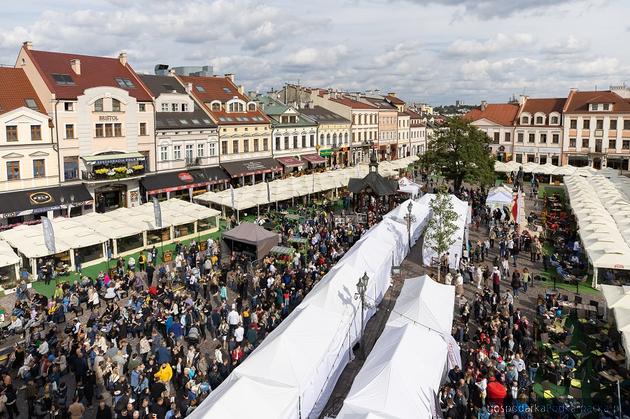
[
  {"xmin": 425, "ymin": 187, "xmax": 459, "ymax": 283},
  {"xmin": 421, "ymin": 116, "xmax": 495, "ymax": 191}
]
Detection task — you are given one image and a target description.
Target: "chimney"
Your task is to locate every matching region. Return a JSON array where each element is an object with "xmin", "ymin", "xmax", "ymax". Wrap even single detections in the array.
[
  {"xmin": 224, "ymin": 73, "xmax": 235, "ymax": 83},
  {"xmin": 23, "ymin": 41, "xmax": 33, "ymax": 50},
  {"xmin": 186, "ymin": 83, "xmax": 192, "ymax": 93},
  {"xmin": 388, "ymin": 92, "xmax": 396, "ymax": 97},
  {"xmin": 480, "ymin": 100, "xmax": 488, "ymax": 111},
  {"xmin": 238, "ymin": 85, "xmax": 244, "ymax": 94},
  {"xmin": 168, "ymin": 69, "xmax": 176, "ymax": 76},
  {"xmin": 70, "ymin": 59, "xmax": 81, "ymax": 75},
  {"xmin": 118, "ymin": 52, "xmax": 128, "ymax": 66},
  {"xmin": 518, "ymin": 95, "xmax": 528, "ymax": 106}
]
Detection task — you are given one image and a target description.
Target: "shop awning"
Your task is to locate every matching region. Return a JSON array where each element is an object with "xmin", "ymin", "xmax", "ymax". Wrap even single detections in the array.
[
  {"xmin": 202, "ymin": 166, "xmax": 230, "ymax": 184},
  {"xmin": 82, "ymin": 152, "xmax": 145, "ymax": 166},
  {"xmin": 0, "ymin": 183, "xmax": 93, "ymax": 219},
  {"xmin": 221, "ymin": 158, "xmax": 282, "ymax": 178},
  {"xmin": 302, "ymin": 154, "xmax": 326, "ymax": 164},
  {"xmin": 276, "ymin": 156, "xmax": 305, "ymax": 169},
  {"xmin": 141, "ymin": 169, "xmax": 211, "ymax": 195}
]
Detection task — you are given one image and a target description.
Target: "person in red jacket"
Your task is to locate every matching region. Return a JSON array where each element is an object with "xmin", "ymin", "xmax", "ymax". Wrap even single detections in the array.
[{"xmin": 486, "ymin": 375, "xmax": 507, "ymax": 409}]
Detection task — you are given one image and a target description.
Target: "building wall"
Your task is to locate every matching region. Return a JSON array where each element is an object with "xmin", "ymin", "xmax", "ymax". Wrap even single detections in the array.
[
  {"xmin": 271, "ymin": 125, "xmax": 318, "ymax": 157},
  {"xmin": 15, "ymin": 46, "xmax": 54, "ymax": 114},
  {"xmin": 409, "ymin": 124, "xmax": 426, "ymax": 155},
  {"xmin": 471, "ymin": 119, "xmax": 515, "ymax": 161},
  {"xmin": 218, "ymin": 123, "xmax": 272, "ymax": 162},
  {"xmin": 0, "ymin": 107, "xmax": 59, "ymax": 191},
  {"xmin": 397, "ymin": 114, "xmax": 410, "ymax": 157},
  {"xmin": 156, "ymin": 129, "xmax": 219, "ymax": 171}
]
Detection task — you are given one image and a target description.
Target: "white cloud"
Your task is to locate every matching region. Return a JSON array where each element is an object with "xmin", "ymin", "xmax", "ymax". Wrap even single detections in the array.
[
  {"xmin": 446, "ymin": 33, "xmax": 534, "ymax": 57},
  {"xmin": 287, "ymin": 45, "xmax": 349, "ymax": 68}
]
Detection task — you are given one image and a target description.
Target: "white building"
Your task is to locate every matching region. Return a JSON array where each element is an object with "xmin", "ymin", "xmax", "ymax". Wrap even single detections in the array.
[{"xmin": 514, "ymin": 96, "xmax": 565, "ymax": 165}]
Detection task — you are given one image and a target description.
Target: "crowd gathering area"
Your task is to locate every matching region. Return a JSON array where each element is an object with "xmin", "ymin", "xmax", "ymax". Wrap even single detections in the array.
[{"xmin": 0, "ymin": 162, "xmax": 629, "ymax": 419}]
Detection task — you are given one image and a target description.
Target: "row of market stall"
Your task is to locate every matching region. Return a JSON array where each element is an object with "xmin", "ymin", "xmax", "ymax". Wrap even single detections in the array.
[
  {"xmin": 194, "ymin": 156, "xmax": 420, "ymax": 214},
  {"xmin": 600, "ymin": 285, "xmax": 630, "ymax": 369},
  {"xmin": 0, "ymin": 199, "xmax": 220, "ymax": 284},
  {"xmin": 190, "ymin": 194, "xmax": 469, "ymax": 419},
  {"xmin": 494, "ymin": 160, "xmax": 621, "ymax": 177},
  {"xmin": 564, "ymin": 175, "xmax": 630, "ymax": 287}
]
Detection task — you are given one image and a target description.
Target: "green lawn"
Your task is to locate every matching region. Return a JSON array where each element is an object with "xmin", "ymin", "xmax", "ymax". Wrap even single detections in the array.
[
  {"xmin": 536, "ymin": 270, "xmax": 599, "ymax": 296},
  {"xmin": 538, "ymin": 184, "xmax": 566, "ymax": 200}
]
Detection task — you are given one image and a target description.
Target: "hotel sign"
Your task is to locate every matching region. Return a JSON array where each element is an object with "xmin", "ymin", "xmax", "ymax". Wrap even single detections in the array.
[{"xmin": 99, "ymin": 115, "xmax": 120, "ymax": 122}]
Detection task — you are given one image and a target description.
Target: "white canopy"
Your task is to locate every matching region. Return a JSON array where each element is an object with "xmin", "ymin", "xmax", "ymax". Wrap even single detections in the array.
[
  {"xmin": 1, "ymin": 223, "xmax": 73, "ymax": 259},
  {"xmin": 613, "ymin": 306, "xmax": 630, "ymax": 332},
  {"xmin": 485, "ymin": 185, "xmax": 513, "ymax": 210},
  {"xmin": 0, "ymin": 240, "xmax": 19, "ymax": 268},
  {"xmin": 600, "ymin": 285, "xmax": 630, "ymax": 309},
  {"xmin": 397, "ymin": 177, "xmax": 422, "ymax": 197},
  {"xmin": 422, "ymin": 194, "xmax": 470, "ymax": 269}
]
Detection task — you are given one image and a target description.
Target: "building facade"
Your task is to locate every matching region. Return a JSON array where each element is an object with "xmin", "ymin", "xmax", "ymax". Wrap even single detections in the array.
[
  {"xmin": 17, "ymin": 42, "xmax": 156, "ymax": 212},
  {"xmin": 513, "ymin": 97, "xmax": 565, "ymax": 165},
  {"xmin": 466, "ymin": 102, "xmax": 519, "ymax": 162},
  {"xmin": 361, "ymin": 96, "xmax": 398, "ymax": 160},
  {"xmin": 562, "ymin": 87, "xmax": 630, "ymax": 170},
  {"xmin": 406, "ymin": 109, "xmax": 427, "ymax": 156},
  {"xmin": 298, "ymin": 104, "xmax": 352, "ymax": 167}
]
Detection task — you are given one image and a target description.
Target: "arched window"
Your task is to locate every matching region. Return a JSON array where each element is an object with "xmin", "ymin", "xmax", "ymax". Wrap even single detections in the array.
[
  {"xmin": 228, "ymin": 102, "xmax": 244, "ymax": 112},
  {"xmin": 112, "ymin": 98, "xmax": 121, "ymax": 112},
  {"xmin": 320, "ymin": 133, "xmax": 324, "ymax": 145},
  {"xmin": 94, "ymin": 98, "xmax": 103, "ymax": 112},
  {"xmin": 344, "ymin": 132, "xmax": 348, "ymax": 143},
  {"xmin": 332, "ymin": 133, "xmax": 337, "ymax": 147},
  {"xmin": 247, "ymin": 103, "xmax": 256, "ymax": 111},
  {"xmin": 326, "ymin": 133, "xmax": 331, "ymax": 145},
  {"xmin": 211, "ymin": 102, "xmax": 221, "ymax": 111}
]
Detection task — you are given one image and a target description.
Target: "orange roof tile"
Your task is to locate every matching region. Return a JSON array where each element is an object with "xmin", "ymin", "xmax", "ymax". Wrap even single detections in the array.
[
  {"xmin": 0, "ymin": 68, "xmax": 46, "ymax": 115},
  {"xmin": 465, "ymin": 103, "xmax": 519, "ymax": 126},
  {"xmin": 25, "ymin": 49, "xmax": 152, "ymax": 101},
  {"xmin": 521, "ymin": 98, "xmax": 566, "ymax": 115},
  {"xmin": 331, "ymin": 96, "xmax": 376, "ymax": 110},
  {"xmin": 564, "ymin": 90, "xmax": 630, "ymax": 113}
]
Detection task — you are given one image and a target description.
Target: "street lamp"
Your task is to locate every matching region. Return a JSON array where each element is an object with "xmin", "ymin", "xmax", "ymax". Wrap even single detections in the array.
[
  {"xmin": 355, "ymin": 272, "xmax": 370, "ymax": 360},
  {"xmin": 403, "ymin": 201, "xmax": 416, "ymax": 252}
]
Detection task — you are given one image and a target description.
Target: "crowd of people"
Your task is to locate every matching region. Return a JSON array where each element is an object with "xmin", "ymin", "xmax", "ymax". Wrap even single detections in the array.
[{"xmin": 0, "ymin": 203, "xmax": 368, "ymax": 418}]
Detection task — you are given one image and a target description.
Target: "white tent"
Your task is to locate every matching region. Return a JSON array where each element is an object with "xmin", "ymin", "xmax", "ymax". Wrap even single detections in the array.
[
  {"xmin": 422, "ymin": 194, "xmax": 470, "ymax": 269},
  {"xmin": 384, "ymin": 199, "xmax": 431, "ymax": 246},
  {"xmin": 0, "ymin": 240, "xmax": 20, "ymax": 268},
  {"xmin": 187, "ymin": 375, "xmax": 299, "ymax": 419},
  {"xmin": 613, "ymin": 306, "xmax": 630, "ymax": 332},
  {"xmin": 397, "ymin": 177, "xmax": 422, "ymax": 197},
  {"xmin": 485, "ymin": 186, "xmax": 513, "ymax": 210},
  {"xmin": 621, "ymin": 331, "xmax": 630, "ymax": 369},
  {"xmin": 600, "ymin": 285, "xmax": 630, "ymax": 309}
]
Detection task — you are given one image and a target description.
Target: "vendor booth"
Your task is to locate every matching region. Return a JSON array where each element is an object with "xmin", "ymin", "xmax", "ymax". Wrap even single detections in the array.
[
  {"xmin": 222, "ymin": 223, "xmax": 280, "ymax": 261},
  {"xmin": 0, "ymin": 240, "xmax": 20, "ymax": 290},
  {"xmin": 485, "ymin": 185, "xmax": 513, "ymax": 210}
]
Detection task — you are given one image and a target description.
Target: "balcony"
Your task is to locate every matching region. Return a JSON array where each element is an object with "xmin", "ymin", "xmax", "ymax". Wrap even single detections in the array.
[
  {"xmin": 82, "ymin": 164, "xmax": 146, "ymax": 181},
  {"xmin": 186, "ymin": 157, "xmax": 202, "ymax": 167}
]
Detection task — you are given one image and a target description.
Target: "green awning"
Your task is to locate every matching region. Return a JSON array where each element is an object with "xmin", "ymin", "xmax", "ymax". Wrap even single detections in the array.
[
  {"xmin": 319, "ymin": 149, "xmax": 333, "ymax": 157},
  {"xmin": 82, "ymin": 152, "xmax": 145, "ymax": 165}
]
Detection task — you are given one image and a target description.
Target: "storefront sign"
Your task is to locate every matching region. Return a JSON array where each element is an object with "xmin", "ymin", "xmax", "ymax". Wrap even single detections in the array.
[
  {"xmin": 29, "ymin": 192, "xmax": 53, "ymax": 205},
  {"xmin": 243, "ymin": 161, "xmax": 267, "ymax": 171},
  {"xmin": 178, "ymin": 172, "xmax": 194, "ymax": 182},
  {"xmin": 99, "ymin": 115, "xmax": 119, "ymax": 122}
]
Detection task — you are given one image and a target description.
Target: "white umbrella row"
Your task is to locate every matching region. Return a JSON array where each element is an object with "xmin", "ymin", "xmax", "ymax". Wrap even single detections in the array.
[{"xmin": 494, "ymin": 161, "xmax": 620, "ymax": 177}]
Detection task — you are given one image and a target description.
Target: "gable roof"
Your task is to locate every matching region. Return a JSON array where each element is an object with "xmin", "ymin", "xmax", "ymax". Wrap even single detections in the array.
[
  {"xmin": 0, "ymin": 68, "xmax": 46, "ymax": 115},
  {"xmin": 521, "ymin": 98, "xmax": 566, "ymax": 115},
  {"xmin": 138, "ymin": 74, "xmax": 186, "ymax": 96},
  {"xmin": 386, "ymin": 95, "xmax": 406, "ymax": 106},
  {"xmin": 361, "ymin": 96, "xmax": 398, "ymax": 110},
  {"xmin": 331, "ymin": 95, "xmax": 376, "ymax": 110},
  {"xmin": 178, "ymin": 75, "xmax": 270, "ymax": 125},
  {"xmin": 25, "ymin": 48, "xmax": 152, "ymax": 101},
  {"xmin": 299, "ymin": 105, "xmax": 350, "ymax": 124},
  {"xmin": 465, "ymin": 103, "xmax": 519, "ymax": 126},
  {"xmin": 564, "ymin": 90, "xmax": 630, "ymax": 113}
]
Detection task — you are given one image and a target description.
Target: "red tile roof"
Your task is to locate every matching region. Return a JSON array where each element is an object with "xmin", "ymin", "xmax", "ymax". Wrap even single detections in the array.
[
  {"xmin": 0, "ymin": 68, "xmax": 46, "ymax": 115},
  {"xmin": 179, "ymin": 75, "xmax": 270, "ymax": 125},
  {"xmin": 331, "ymin": 96, "xmax": 376, "ymax": 109},
  {"xmin": 465, "ymin": 103, "xmax": 519, "ymax": 126},
  {"xmin": 386, "ymin": 95, "xmax": 405, "ymax": 106},
  {"xmin": 25, "ymin": 49, "xmax": 152, "ymax": 101},
  {"xmin": 564, "ymin": 90, "xmax": 630, "ymax": 113},
  {"xmin": 521, "ymin": 98, "xmax": 566, "ymax": 115}
]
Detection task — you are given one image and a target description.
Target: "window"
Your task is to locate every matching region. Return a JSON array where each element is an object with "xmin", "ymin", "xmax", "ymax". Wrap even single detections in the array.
[
  {"xmin": 173, "ymin": 145, "xmax": 181, "ymax": 160},
  {"xmin": 609, "ymin": 140, "xmax": 617, "ymax": 149},
  {"xmin": 52, "ymin": 74, "xmax": 74, "ymax": 85},
  {"xmin": 539, "ymin": 155, "xmax": 547, "ymax": 165},
  {"xmin": 22, "ymin": 98, "xmax": 37, "ymax": 110},
  {"xmin": 596, "ymin": 119, "xmax": 604, "ymax": 130},
  {"xmin": 6, "ymin": 161, "xmax": 19, "ymax": 180},
  {"xmin": 493, "ymin": 132, "xmax": 500, "ymax": 143},
  {"xmin": 623, "ymin": 140, "xmax": 630, "ymax": 150},
  {"xmin": 185, "ymin": 144, "xmax": 194, "ymax": 161},
  {"xmin": 540, "ymin": 134, "xmax": 547, "ymax": 144},
  {"xmin": 275, "ymin": 137, "xmax": 281, "ymax": 150},
  {"xmin": 112, "ymin": 99, "xmax": 121, "ymax": 112},
  {"xmin": 139, "ymin": 123, "xmax": 147, "ymax": 136},
  {"xmin": 65, "ymin": 124, "xmax": 75, "ymax": 139},
  {"xmin": 610, "ymin": 120, "xmax": 618, "ymax": 130},
  {"xmin": 515, "ymin": 154, "xmax": 522, "ymax": 163},
  {"xmin": 209, "ymin": 143, "xmax": 216, "ymax": 156},
  {"xmin": 221, "ymin": 141, "xmax": 228, "ymax": 155},
  {"xmin": 6, "ymin": 126, "xmax": 17, "ymax": 142},
  {"xmin": 114, "ymin": 123, "xmax": 122, "ymax": 137},
  {"xmin": 222, "ymin": 87, "xmax": 231, "ymax": 94},
  {"xmin": 603, "ymin": 104, "xmax": 610, "ymax": 111},
  {"xmin": 302, "ymin": 135, "xmax": 307, "ymax": 148},
  {"xmin": 171, "ymin": 103, "xmax": 179, "ymax": 112},
  {"xmin": 228, "ymin": 102, "xmax": 244, "ymax": 112},
  {"xmin": 521, "ymin": 116, "xmax": 529, "ymax": 125},
  {"xmin": 293, "ymin": 136, "xmax": 298, "ymax": 149},
  {"xmin": 570, "ymin": 119, "xmax": 577, "ymax": 129},
  {"xmin": 95, "ymin": 124, "xmax": 104, "ymax": 138},
  {"xmin": 243, "ymin": 139, "xmax": 249, "ymax": 153},
  {"xmin": 181, "ymin": 103, "xmax": 188, "ymax": 112},
  {"xmin": 248, "ymin": 103, "xmax": 256, "ymax": 111},
  {"xmin": 550, "ymin": 116, "xmax": 559, "ymax": 124},
  {"xmin": 254, "ymin": 138, "xmax": 259, "ymax": 152},
  {"xmin": 115, "ymin": 78, "xmax": 135, "ymax": 89},
  {"xmin": 197, "ymin": 143, "xmax": 204, "ymax": 157},
  {"xmin": 517, "ymin": 133, "xmax": 523, "ymax": 143},
  {"xmin": 284, "ymin": 137, "xmax": 290, "ymax": 150},
  {"xmin": 582, "ymin": 138, "xmax": 589, "ymax": 148},
  {"xmin": 504, "ymin": 132, "xmax": 511, "ymax": 143},
  {"xmin": 263, "ymin": 138, "xmax": 269, "ymax": 151},
  {"xmin": 195, "ymin": 85, "xmax": 205, "ymax": 92},
  {"xmin": 64, "ymin": 156, "xmax": 78, "ymax": 180},
  {"xmin": 583, "ymin": 119, "xmax": 590, "ymax": 129},
  {"xmin": 64, "ymin": 102, "xmax": 74, "ymax": 111},
  {"xmin": 29, "ymin": 125, "xmax": 42, "ymax": 141},
  {"xmin": 591, "ymin": 104, "xmax": 599, "ymax": 111},
  {"xmin": 527, "ymin": 154, "xmax": 536, "ymax": 163},
  {"xmin": 160, "ymin": 146, "xmax": 168, "ymax": 161},
  {"xmin": 161, "ymin": 103, "xmax": 169, "ymax": 112},
  {"xmin": 624, "ymin": 120, "xmax": 630, "ymax": 130},
  {"xmin": 211, "ymin": 103, "xmax": 221, "ymax": 111},
  {"xmin": 94, "ymin": 99, "xmax": 103, "ymax": 112},
  {"xmin": 232, "ymin": 140, "xmax": 239, "ymax": 153},
  {"xmin": 33, "ymin": 159, "xmax": 45, "ymax": 178},
  {"xmin": 535, "ymin": 116, "xmax": 544, "ymax": 124},
  {"xmin": 552, "ymin": 134, "xmax": 559, "ymax": 144},
  {"xmin": 569, "ymin": 138, "xmax": 576, "ymax": 148},
  {"xmin": 528, "ymin": 133, "xmax": 535, "ymax": 143},
  {"xmin": 105, "ymin": 124, "xmax": 113, "ymax": 137},
  {"xmin": 139, "ymin": 103, "xmax": 146, "ymax": 112}
]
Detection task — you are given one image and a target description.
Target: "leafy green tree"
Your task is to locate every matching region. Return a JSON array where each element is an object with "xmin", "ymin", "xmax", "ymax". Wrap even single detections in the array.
[
  {"xmin": 425, "ymin": 187, "xmax": 459, "ymax": 283},
  {"xmin": 422, "ymin": 116, "xmax": 495, "ymax": 191}
]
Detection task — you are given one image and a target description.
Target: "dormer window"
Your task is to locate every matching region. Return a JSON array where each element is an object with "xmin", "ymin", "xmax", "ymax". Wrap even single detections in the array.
[
  {"xmin": 535, "ymin": 116, "xmax": 544, "ymax": 124},
  {"xmin": 521, "ymin": 116, "xmax": 530, "ymax": 125},
  {"xmin": 172, "ymin": 103, "xmax": 179, "ymax": 112},
  {"xmin": 228, "ymin": 102, "xmax": 244, "ymax": 112},
  {"xmin": 603, "ymin": 104, "xmax": 610, "ymax": 111},
  {"xmin": 25, "ymin": 99, "xmax": 38, "ymax": 110},
  {"xmin": 161, "ymin": 103, "xmax": 169, "ymax": 112},
  {"xmin": 550, "ymin": 115, "xmax": 559, "ymax": 125},
  {"xmin": 52, "ymin": 73, "xmax": 75, "ymax": 85},
  {"xmin": 94, "ymin": 98, "xmax": 103, "ymax": 112},
  {"xmin": 590, "ymin": 104, "xmax": 599, "ymax": 111},
  {"xmin": 115, "ymin": 77, "xmax": 135, "ymax": 89},
  {"xmin": 247, "ymin": 103, "xmax": 256, "ymax": 112},
  {"xmin": 211, "ymin": 102, "xmax": 221, "ymax": 112},
  {"xmin": 181, "ymin": 103, "xmax": 188, "ymax": 112}
]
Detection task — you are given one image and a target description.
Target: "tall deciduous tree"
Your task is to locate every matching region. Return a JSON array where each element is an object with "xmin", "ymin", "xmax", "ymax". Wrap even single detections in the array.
[
  {"xmin": 422, "ymin": 116, "xmax": 495, "ymax": 191},
  {"xmin": 425, "ymin": 187, "xmax": 459, "ymax": 283}
]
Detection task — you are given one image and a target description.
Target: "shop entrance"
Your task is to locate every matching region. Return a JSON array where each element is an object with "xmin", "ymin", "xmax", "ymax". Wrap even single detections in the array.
[{"xmin": 95, "ymin": 184, "xmax": 127, "ymax": 213}]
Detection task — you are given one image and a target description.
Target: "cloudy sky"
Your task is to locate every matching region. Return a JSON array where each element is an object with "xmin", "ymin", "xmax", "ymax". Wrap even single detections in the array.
[{"xmin": 1, "ymin": 0, "xmax": 628, "ymax": 105}]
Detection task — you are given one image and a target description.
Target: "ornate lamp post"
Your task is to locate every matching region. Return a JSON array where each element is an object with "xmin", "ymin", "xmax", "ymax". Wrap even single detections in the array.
[
  {"xmin": 355, "ymin": 272, "xmax": 370, "ymax": 359},
  {"xmin": 403, "ymin": 201, "xmax": 416, "ymax": 252}
]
